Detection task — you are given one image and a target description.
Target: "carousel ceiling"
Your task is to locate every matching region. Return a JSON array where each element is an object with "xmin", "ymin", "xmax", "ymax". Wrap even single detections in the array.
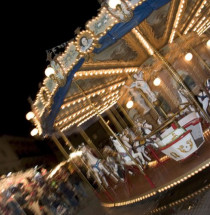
[{"xmin": 29, "ymin": 0, "xmax": 210, "ymax": 137}]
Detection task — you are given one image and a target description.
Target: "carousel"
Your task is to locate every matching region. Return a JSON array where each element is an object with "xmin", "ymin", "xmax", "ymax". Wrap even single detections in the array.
[{"xmin": 26, "ymin": 0, "xmax": 210, "ymax": 208}]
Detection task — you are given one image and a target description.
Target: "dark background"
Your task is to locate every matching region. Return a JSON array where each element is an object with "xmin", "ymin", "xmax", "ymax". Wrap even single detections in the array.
[{"xmin": 1, "ymin": 1, "xmax": 101, "ymax": 137}]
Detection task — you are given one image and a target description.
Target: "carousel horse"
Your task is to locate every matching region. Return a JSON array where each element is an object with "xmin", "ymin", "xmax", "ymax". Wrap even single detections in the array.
[
  {"xmin": 205, "ymin": 78, "xmax": 210, "ymax": 95},
  {"xmin": 125, "ymin": 127, "xmax": 152, "ymax": 163},
  {"xmin": 110, "ymin": 136, "xmax": 137, "ymax": 166},
  {"xmin": 124, "ymin": 85, "xmax": 150, "ymax": 115},
  {"xmin": 125, "ymin": 127, "xmax": 140, "ymax": 143},
  {"xmin": 136, "ymin": 120, "xmax": 159, "ymax": 148},
  {"xmin": 102, "ymin": 146, "xmax": 125, "ymax": 182},
  {"xmin": 79, "ymin": 143, "xmax": 118, "ymax": 188},
  {"xmin": 110, "ymin": 136, "xmax": 144, "ymax": 176},
  {"xmin": 137, "ymin": 119, "xmax": 152, "ymax": 135},
  {"xmin": 112, "ymin": 131, "xmax": 147, "ymax": 167},
  {"xmin": 178, "ymin": 88, "xmax": 195, "ymax": 114},
  {"xmin": 132, "ymin": 141, "xmax": 151, "ymax": 164},
  {"xmin": 121, "ymin": 130, "xmax": 149, "ymax": 165},
  {"xmin": 131, "ymin": 71, "xmax": 157, "ymax": 103},
  {"xmin": 157, "ymin": 116, "xmax": 165, "ymax": 125},
  {"xmin": 197, "ymin": 89, "xmax": 209, "ymax": 115}
]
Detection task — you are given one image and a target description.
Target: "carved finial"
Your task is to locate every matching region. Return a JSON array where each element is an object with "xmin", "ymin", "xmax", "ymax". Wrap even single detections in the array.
[
  {"xmin": 27, "ymin": 97, "xmax": 33, "ymax": 105},
  {"xmin": 38, "ymin": 82, "xmax": 42, "ymax": 89},
  {"xmin": 46, "ymin": 50, "xmax": 53, "ymax": 62},
  {"xmin": 74, "ymin": 27, "xmax": 81, "ymax": 35}
]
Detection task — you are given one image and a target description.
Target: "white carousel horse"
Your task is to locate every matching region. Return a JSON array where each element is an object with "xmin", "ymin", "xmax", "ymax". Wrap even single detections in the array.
[
  {"xmin": 79, "ymin": 144, "xmax": 118, "ymax": 188},
  {"xmin": 121, "ymin": 132, "xmax": 148, "ymax": 165},
  {"xmin": 157, "ymin": 116, "xmax": 165, "ymax": 125},
  {"xmin": 136, "ymin": 119, "xmax": 159, "ymax": 149},
  {"xmin": 205, "ymin": 78, "xmax": 210, "ymax": 95},
  {"xmin": 136, "ymin": 120, "xmax": 154, "ymax": 138},
  {"xmin": 112, "ymin": 132, "xmax": 147, "ymax": 166},
  {"xmin": 128, "ymin": 127, "xmax": 152, "ymax": 163},
  {"xmin": 178, "ymin": 88, "xmax": 195, "ymax": 114},
  {"xmin": 131, "ymin": 72, "xmax": 157, "ymax": 103},
  {"xmin": 110, "ymin": 136, "xmax": 138, "ymax": 166},
  {"xmin": 132, "ymin": 141, "xmax": 151, "ymax": 163},
  {"xmin": 137, "ymin": 120, "xmax": 152, "ymax": 135},
  {"xmin": 197, "ymin": 90, "xmax": 209, "ymax": 116},
  {"xmin": 102, "ymin": 146, "xmax": 125, "ymax": 182}
]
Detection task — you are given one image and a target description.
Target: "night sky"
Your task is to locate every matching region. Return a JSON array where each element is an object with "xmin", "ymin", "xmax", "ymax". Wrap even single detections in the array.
[{"xmin": 1, "ymin": 1, "xmax": 101, "ymax": 137}]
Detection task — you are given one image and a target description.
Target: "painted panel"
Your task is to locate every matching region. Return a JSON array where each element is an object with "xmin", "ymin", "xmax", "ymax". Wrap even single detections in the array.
[
  {"xmin": 44, "ymin": 78, "xmax": 57, "ymax": 93},
  {"xmin": 57, "ymin": 42, "xmax": 79, "ymax": 73},
  {"xmin": 146, "ymin": 2, "xmax": 171, "ymax": 39},
  {"xmin": 87, "ymin": 8, "xmax": 116, "ymax": 37},
  {"xmin": 93, "ymin": 39, "xmax": 137, "ymax": 62}
]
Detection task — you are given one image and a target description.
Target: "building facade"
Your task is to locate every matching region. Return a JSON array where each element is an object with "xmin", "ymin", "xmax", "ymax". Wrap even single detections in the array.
[{"xmin": 0, "ymin": 135, "xmax": 59, "ymax": 175}]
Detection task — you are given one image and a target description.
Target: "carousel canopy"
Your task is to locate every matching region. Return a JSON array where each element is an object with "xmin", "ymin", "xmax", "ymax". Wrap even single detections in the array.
[{"xmin": 28, "ymin": 0, "xmax": 210, "ymax": 137}]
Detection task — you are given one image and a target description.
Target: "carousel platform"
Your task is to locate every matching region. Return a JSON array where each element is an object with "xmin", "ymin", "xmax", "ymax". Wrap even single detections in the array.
[{"xmin": 99, "ymin": 126, "xmax": 210, "ymax": 207}]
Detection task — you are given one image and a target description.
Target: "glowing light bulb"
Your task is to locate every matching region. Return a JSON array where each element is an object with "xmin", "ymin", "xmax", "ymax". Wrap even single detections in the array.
[
  {"xmin": 207, "ymin": 40, "xmax": 210, "ymax": 48},
  {"xmin": 30, "ymin": 128, "xmax": 38, "ymax": 136},
  {"xmin": 185, "ymin": 52, "xmax": 193, "ymax": 61},
  {"xmin": 26, "ymin": 112, "xmax": 35, "ymax": 120},
  {"xmin": 70, "ymin": 151, "xmax": 83, "ymax": 159},
  {"xmin": 107, "ymin": 0, "xmax": 121, "ymax": 9},
  {"xmin": 45, "ymin": 67, "xmax": 55, "ymax": 77},
  {"xmin": 153, "ymin": 77, "xmax": 161, "ymax": 86},
  {"xmin": 126, "ymin": 100, "xmax": 134, "ymax": 109}
]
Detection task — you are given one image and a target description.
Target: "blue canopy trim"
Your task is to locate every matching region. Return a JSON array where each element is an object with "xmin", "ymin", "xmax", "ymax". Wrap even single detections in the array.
[
  {"xmin": 94, "ymin": 0, "xmax": 171, "ymax": 53},
  {"xmin": 41, "ymin": 58, "xmax": 85, "ymax": 135},
  {"xmin": 40, "ymin": 0, "xmax": 171, "ymax": 136}
]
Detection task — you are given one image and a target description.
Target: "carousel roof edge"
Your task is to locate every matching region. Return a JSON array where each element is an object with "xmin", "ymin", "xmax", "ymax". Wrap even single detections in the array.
[
  {"xmin": 30, "ymin": 0, "xmax": 172, "ymax": 137},
  {"xmin": 94, "ymin": 0, "xmax": 171, "ymax": 53},
  {"xmin": 39, "ymin": 58, "xmax": 85, "ymax": 137}
]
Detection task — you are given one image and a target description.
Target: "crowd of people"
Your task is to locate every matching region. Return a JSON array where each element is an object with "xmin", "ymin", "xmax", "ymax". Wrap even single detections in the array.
[{"xmin": 0, "ymin": 165, "xmax": 88, "ymax": 215}]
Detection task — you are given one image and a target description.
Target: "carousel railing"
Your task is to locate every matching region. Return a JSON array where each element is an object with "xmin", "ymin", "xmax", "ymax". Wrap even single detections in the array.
[
  {"xmin": 136, "ymin": 104, "xmax": 191, "ymax": 142},
  {"xmin": 135, "ymin": 104, "xmax": 206, "ymax": 162}
]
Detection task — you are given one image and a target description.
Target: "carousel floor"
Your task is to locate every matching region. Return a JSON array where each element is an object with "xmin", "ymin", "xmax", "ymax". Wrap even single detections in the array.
[{"xmin": 99, "ymin": 126, "xmax": 210, "ymax": 206}]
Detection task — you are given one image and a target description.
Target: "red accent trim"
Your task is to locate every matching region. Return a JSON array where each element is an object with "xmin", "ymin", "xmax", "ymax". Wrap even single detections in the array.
[
  {"xmin": 183, "ymin": 118, "xmax": 201, "ymax": 128},
  {"xmin": 171, "ymin": 123, "xmax": 178, "ymax": 129},
  {"xmin": 160, "ymin": 130, "xmax": 191, "ymax": 151},
  {"xmin": 104, "ymin": 190, "xmax": 114, "ymax": 202},
  {"xmin": 147, "ymin": 145, "xmax": 162, "ymax": 164},
  {"xmin": 144, "ymin": 174, "xmax": 156, "ymax": 188}
]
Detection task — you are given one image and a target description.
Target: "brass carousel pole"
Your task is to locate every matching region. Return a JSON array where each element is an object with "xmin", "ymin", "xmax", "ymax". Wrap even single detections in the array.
[
  {"xmin": 111, "ymin": 106, "xmax": 143, "ymax": 137},
  {"xmin": 110, "ymin": 107, "xmax": 128, "ymax": 128},
  {"xmin": 58, "ymin": 123, "xmax": 119, "ymax": 186},
  {"xmin": 134, "ymin": 27, "xmax": 210, "ymax": 123},
  {"xmin": 55, "ymin": 129, "xmax": 114, "ymax": 202},
  {"xmin": 112, "ymin": 102, "xmax": 162, "ymax": 163},
  {"xmin": 78, "ymin": 127, "xmax": 104, "ymax": 158},
  {"xmin": 117, "ymin": 102, "xmax": 135, "ymax": 127},
  {"xmin": 73, "ymin": 80, "xmax": 156, "ymax": 188},
  {"xmin": 51, "ymin": 134, "xmax": 109, "ymax": 201},
  {"xmin": 116, "ymin": 102, "xmax": 145, "ymax": 137},
  {"xmin": 116, "ymin": 102, "xmax": 144, "ymax": 136},
  {"xmin": 106, "ymin": 109, "xmax": 124, "ymax": 133},
  {"xmin": 176, "ymin": 31, "xmax": 210, "ymax": 71},
  {"xmin": 56, "ymin": 128, "xmax": 76, "ymax": 151},
  {"xmin": 52, "ymin": 134, "xmax": 69, "ymax": 159}
]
